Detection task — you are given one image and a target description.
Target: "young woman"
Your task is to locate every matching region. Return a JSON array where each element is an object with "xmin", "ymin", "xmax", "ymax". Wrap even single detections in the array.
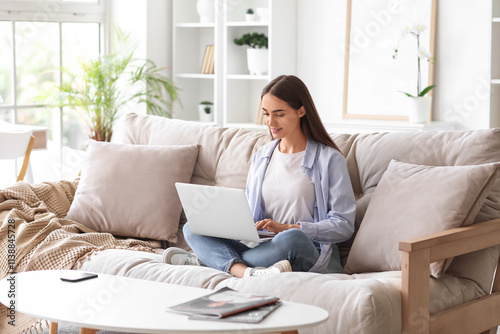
[{"xmin": 164, "ymin": 75, "xmax": 356, "ymax": 278}]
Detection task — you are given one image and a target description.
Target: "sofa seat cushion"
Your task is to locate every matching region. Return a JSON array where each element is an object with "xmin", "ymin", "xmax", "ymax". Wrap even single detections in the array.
[{"xmin": 78, "ymin": 249, "xmax": 485, "ymax": 334}]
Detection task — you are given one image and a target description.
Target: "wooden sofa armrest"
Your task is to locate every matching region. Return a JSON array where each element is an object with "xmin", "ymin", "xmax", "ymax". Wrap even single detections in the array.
[{"xmin": 399, "ymin": 218, "xmax": 500, "ymax": 334}]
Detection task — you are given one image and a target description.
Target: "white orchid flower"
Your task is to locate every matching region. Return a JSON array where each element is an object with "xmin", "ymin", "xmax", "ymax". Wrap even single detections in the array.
[
  {"xmin": 393, "ymin": 23, "xmax": 436, "ymax": 97},
  {"xmin": 417, "ymin": 47, "xmax": 432, "ymax": 59},
  {"xmin": 411, "ymin": 23, "xmax": 427, "ymax": 35},
  {"xmin": 400, "ymin": 25, "xmax": 411, "ymax": 38}
]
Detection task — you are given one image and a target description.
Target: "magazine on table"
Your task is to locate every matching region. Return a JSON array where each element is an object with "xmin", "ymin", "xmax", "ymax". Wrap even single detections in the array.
[
  {"xmin": 166, "ymin": 287, "xmax": 281, "ymax": 322},
  {"xmin": 188, "ymin": 301, "xmax": 282, "ymax": 323}
]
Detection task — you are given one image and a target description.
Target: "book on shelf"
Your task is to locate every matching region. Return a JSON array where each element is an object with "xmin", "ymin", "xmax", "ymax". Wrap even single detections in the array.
[
  {"xmin": 166, "ymin": 287, "xmax": 281, "ymax": 323},
  {"xmin": 200, "ymin": 44, "xmax": 210, "ymax": 74},
  {"xmin": 207, "ymin": 44, "xmax": 214, "ymax": 74},
  {"xmin": 200, "ymin": 44, "xmax": 214, "ymax": 74}
]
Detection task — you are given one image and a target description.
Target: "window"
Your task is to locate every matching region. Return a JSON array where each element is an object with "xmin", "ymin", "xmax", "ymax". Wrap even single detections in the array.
[{"xmin": 0, "ymin": 0, "xmax": 105, "ymax": 185}]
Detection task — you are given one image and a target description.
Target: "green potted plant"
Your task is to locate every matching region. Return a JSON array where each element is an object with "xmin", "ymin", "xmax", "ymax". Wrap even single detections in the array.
[
  {"xmin": 39, "ymin": 28, "xmax": 180, "ymax": 142},
  {"xmin": 233, "ymin": 32, "xmax": 268, "ymax": 75},
  {"xmin": 393, "ymin": 23, "xmax": 436, "ymax": 123},
  {"xmin": 245, "ymin": 8, "xmax": 255, "ymax": 22},
  {"xmin": 198, "ymin": 101, "xmax": 214, "ymax": 122}
]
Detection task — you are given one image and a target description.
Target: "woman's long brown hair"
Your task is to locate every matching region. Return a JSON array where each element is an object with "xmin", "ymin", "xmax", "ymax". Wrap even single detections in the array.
[{"xmin": 261, "ymin": 75, "xmax": 341, "ymax": 152}]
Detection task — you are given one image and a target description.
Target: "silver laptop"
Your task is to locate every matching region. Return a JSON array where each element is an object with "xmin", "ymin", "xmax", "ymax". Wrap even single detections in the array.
[{"xmin": 175, "ymin": 183, "xmax": 275, "ymax": 243}]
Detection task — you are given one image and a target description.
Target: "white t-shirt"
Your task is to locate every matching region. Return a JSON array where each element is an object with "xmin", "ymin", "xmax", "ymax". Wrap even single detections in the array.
[{"xmin": 261, "ymin": 146, "xmax": 315, "ymax": 225}]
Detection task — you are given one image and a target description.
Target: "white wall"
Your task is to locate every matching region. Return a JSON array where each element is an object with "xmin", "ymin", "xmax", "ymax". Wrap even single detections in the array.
[
  {"xmin": 146, "ymin": 0, "xmax": 172, "ymax": 76},
  {"xmin": 108, "ymin": 0, "xmax": 172, "ymax": 115},
  {"xmin": 297, "ymin": 0, "xmax": 495, "ymax": 130},
  {"xmin": 109, "ymin": 0, "xmax": 496, "ymax": 130},
  {"xmin": 108, "ymin": 0, "xmax": 171, "ymax": 74},
  {"xmin": 109, "ymin": 0, "xmax": 147, "ymax": 58},
  {"xmin": 433, "ymin": 0, "xmax": 492, "ymax": 129},
  {"xmin": 296, "ymin": 1, "xmax": 347, "ymax": 125}
]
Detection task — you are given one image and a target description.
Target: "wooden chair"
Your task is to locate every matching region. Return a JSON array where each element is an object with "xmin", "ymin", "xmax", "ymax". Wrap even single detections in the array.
[{"xmin": 0, "ymin": 128, "xmax": 35, "ymax": 183}]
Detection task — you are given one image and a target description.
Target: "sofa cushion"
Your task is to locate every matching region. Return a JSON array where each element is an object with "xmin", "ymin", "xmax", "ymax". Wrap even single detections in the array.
[
  {"xmin": 78, "ymin": 248, "xmax": 486, "ymax": 334},
  {"xmin": 335, "ymin": 129, "xmax": 500, "ymax": 292},
  {"xmin": 112, "ymin": 113, "xmax": 271, "ymax": 189},
  {"xmin": 344, "ymin": 160, "xmax": 499, "ymax": 277},
  {"xmin": 345, "ymin": 129, "xmax": 500, "ymax": 224},
  {"xmin": 66, "ymin": 140, "xmax": 199, "ymax": 242}
]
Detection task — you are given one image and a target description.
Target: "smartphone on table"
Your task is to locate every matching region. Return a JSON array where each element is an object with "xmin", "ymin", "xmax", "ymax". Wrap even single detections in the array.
[{"xmin": 60, "ymin": 272, "xmax": 98, "ymax": 283}]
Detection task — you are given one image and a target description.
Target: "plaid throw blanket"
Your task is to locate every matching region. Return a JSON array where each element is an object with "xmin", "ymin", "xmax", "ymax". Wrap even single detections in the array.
[{"xmin": 0, "ymin": 180, "xmax": 161, "ymax": 333}]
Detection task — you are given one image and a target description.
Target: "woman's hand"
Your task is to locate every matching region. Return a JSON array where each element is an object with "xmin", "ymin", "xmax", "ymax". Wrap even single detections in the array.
[{"xmin": 255, "ymin": 219, "xmax": 300, "ymax": 233}]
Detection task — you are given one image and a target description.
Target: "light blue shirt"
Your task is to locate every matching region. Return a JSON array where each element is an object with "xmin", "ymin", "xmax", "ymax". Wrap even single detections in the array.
[{"xmin": 246, "ymin": 139, "xmax": 356, "ymax": 273}]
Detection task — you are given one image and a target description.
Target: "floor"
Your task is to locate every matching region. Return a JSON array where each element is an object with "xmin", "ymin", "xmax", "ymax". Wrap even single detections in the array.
[
  {"xmin": 40, "ymin": 322, "xmax": 128, "ymax": 334},
  {"xmin": 37, "ymin": 322, "xmax": 500, "ymax": 334}
]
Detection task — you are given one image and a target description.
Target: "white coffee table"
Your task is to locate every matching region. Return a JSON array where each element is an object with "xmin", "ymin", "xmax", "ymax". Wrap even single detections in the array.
[{"xmin": 0, "ymin": 270, "xmax": 328, "ymax": 334}]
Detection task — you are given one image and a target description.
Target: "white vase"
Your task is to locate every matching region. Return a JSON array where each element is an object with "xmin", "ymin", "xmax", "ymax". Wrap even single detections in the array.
[
  {"xmin": 245, "ymin": 14, "xmax": 255, "ymax": 22},
  {"xmin": 196, "ymin": 0, "xmax": 214, "ymax": 23},
  {"xmin": 198, "ymin": 104, "xmax": 214, "ymax": 122},
  {"xmin": 246, "ymin": 48, "xmax": 268, "ymax": 75},
  {"xmin": 407, "ymin": 96, "xmax": 432, "ymax": 123},
  {"xmin": 256, "ymin": 7, "xmax": 269, "ymax": 22}
]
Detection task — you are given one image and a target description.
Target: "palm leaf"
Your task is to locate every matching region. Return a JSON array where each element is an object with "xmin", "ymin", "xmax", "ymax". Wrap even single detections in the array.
[{"xmin": 36, "ymin": 26, "xmax": 180, "ymax": 141}]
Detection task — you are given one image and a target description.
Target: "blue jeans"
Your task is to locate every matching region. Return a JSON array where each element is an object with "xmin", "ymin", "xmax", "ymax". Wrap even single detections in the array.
[{"xmin": 183, "ymin": 223, "xmax": 320, "ymax": 273}]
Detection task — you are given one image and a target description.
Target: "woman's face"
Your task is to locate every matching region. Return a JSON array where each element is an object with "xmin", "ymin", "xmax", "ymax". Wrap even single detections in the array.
[{"xmin": 261, "ymin": 93, "xmax": 304, "ymax": 141}]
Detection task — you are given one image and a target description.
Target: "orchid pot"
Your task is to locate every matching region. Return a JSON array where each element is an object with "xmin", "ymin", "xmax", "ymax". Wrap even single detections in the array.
[{"xmin": 407, "ymin": 95, "xmax": 432, "ymax": 123}]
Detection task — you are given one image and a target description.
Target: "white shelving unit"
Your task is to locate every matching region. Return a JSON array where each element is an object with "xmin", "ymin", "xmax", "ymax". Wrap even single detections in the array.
[
  {"xmin": 172, "ymin": 0, "xmax": 297, "ymax": 128},
  {"xmin": 491, "ymin": 0, "xmax": 500, "ymax": 127},
  {"xmin": 172, "ymin": 0, "xmax": 219, "ymax": 123}
]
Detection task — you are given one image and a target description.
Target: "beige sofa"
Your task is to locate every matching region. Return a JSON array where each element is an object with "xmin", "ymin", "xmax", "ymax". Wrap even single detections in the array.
[
  {"xmin": 70, "ymin": 113, "xmax": 500, "ymax": 334},
  {"xmin": 7, "ymin": 112, "xmax": 500, "ymax": 334}
]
